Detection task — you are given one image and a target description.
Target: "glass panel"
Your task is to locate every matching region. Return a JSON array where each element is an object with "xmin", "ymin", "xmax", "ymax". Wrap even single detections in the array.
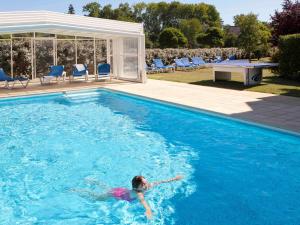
[
  {"xmin": 77, "ymin": 40, "xmax": 94, "ymax": 74},
  {"xmin": 12, "ymin": 33, "xmax": 33, "ymax": 38},
  {"xmin": 123, "ymin": 55, "xmax": 138, "ymax": 79},
  {"xmin": 35, "ymin": 33, "xmax": 55, "ymax": 38},
  {"xmin": 57, "ymin": 35, "xmax": 75, "ymax": 40},
  {"xmin": 35, "ymin": 39, "xmax": 54, "ymax": 78},
  {"xmin": 110, "ymin": 39, "xmax": 113, "ymax": 55},
  {"xmin": 121, "ymin": 38, "xmax": 139, "ymax": 79},
  {"xmin": 123, "ymin": 38, "xmax": 138, "ymax": 55},
  {"xmin": 110, "ymin": 56, "xmax": 113, "ymax": 74},
  {"xmin": 96, "ymin": 39, "xmax": 107, "ymax": 66},
  {"xmin": 57, "ymin": 40, "xmax": 75, "ymax": 76},
  {"xmin": 13, "ymin": 38, "xmax": 32, "ymax": 78},
  {"xmin": 0, "ymin": 40, "xmax": 12, "ymax": 75}
]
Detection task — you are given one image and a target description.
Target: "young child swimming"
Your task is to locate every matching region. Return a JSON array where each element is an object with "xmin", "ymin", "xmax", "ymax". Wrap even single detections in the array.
[{"xmin": 72, "ymin": 175, "xmax": 183, "ymax": 219}]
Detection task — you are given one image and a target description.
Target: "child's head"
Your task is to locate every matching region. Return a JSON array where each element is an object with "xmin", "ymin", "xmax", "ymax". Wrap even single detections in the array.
[{"xmin": 132, "ymin": 176, "xmax": 148, "ymax": 192}]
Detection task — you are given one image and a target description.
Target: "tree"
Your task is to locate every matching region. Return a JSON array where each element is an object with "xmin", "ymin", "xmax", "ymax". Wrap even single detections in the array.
[
  {"xmin": 159, "ymin": 28, "xmax": 187, "ymax": 48},
  {"xmin": 234, "ymin": 13, "xmax": 271, "ymax": 59},
  {"xmin": 179, "ymin": 18, "xmax": 202, "ymax": 48},
  {"xmin": 68, "ymin": 4, "xmax": 75, "ymax": 14},
  {"xmin": 270, "ymin": 0, "xmax": 300, "ymax": 44},
  {"xmin": 81, "ymin": 1, "xmax": 223, "ymax": 48},
  {"xmin": 113, "ymin": 3, "xmax": 135, "ymax": 22},
  {"xmin": 83, "ymin": 2, "xmax": 101, "ymax": 17},
  {"xmin": 223, "ymin": 25, "xmax": 239, "ymax": 47},
  {"xmin": 196, "ymin": 27, "xmax": 224, "ymax": 47}
]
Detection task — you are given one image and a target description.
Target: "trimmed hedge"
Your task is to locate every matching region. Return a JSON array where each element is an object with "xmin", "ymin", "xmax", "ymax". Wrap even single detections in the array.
[
  {"xmin": 146, "ymin": 48, "xmax": 245, "ymax": 65},
  {"xmin": 278, "ymin": 34, "xmax": 300, "ymax": 80}
]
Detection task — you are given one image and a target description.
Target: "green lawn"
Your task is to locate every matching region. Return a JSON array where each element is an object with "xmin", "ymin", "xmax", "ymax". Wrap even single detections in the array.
[{"xmin": 148, "ymin": 68, "xmax": 300, "ymax": 97}]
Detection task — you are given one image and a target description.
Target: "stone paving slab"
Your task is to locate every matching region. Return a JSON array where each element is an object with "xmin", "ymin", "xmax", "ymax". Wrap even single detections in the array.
[{"xmin": 106, "ymin": 79, "xmax": 300, "ymax": 133}]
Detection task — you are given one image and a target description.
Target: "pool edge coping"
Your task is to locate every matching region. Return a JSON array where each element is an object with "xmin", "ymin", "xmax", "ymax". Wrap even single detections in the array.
[{"xmin": 0, "ymin": 86, "xmax": 299, "ymax": 137}]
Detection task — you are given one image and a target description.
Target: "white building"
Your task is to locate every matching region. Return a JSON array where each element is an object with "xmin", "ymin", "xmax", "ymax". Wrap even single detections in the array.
[{"xmin": 0, "ymin": 11, "xmax": 146, "ymax": 82}]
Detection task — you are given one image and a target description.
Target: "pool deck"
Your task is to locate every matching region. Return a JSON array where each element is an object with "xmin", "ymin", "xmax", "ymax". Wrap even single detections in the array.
[{"xmin": 0, "ymin": 79, "xmax": 300, "ymax": 133}]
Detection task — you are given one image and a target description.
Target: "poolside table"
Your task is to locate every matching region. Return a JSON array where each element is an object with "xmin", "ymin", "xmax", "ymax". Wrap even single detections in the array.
[{"xmin": 212, "ymin": 61, "xmax": 278, "ymax": 86}]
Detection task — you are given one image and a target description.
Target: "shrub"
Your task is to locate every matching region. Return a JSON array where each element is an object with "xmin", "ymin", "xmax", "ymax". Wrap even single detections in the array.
[
  {"xmin": 159, "ymin": 28, "xmax": 188, "ymax": 49},
  {"xmin": 145, "ymin": 48, "xmax": 245, "ymax": 65},
  {"xmin": 278, "ymin": 34, "xmax": 300, "ymax": 80}
]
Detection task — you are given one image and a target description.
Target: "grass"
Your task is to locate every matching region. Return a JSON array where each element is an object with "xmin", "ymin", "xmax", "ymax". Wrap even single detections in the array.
[{"xmin": 148, "ymin": 68, "xmax": 300, "ymax": 98}]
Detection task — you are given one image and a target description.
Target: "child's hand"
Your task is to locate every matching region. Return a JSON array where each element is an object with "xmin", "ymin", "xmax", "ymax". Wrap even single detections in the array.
[
  {"xmin": 174, "ymin": 175, "xmax": 183, "ymax": 180},
  {"xmin": 145, "ymin": 209, "xmax": 152, "ymax": 219}
]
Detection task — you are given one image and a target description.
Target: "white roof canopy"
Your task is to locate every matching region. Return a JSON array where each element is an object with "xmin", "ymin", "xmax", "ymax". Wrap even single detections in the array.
[{"xmin": 0, "ymin": 11, "xmax": 144, "ymax": 38}]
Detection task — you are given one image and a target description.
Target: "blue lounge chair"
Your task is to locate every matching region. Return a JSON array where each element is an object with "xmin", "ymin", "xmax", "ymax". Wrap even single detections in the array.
[
  {"xmin": 192, "ymin": 57, "xmax": 206, "ymax": 68},
  {"xmin": 97, "ymin": 63, "xmax": 111, "ymax": 80},
  {"xmin": 174, "ymin": 58, "xmax": 193, "ymax": 70},
  {"xmin": 145, "ymin": 63, "xmax": 159, "ymax": 74},
  {"xmin": 70, "ymin": 64, "xmax": 89, "ymax": 82},
  {"xmin": 181, "ymin": 57, "xmax": 197, "ymax": 69},
  {"xmin": 40, "ymin": 65, "xmax": 66, "ymax": 85},
  {"xmin": 228, "ymin": 55, "xmax": 236, "ymax": 60},
  {"xmin": 153, "ymin": 59, "xmax": 175, "ymax": 72},
  {"xmin": 213, "ymin": 56, "xmax": 223, "ymax": 63},
  {"xmin": 0, "ymin": 68, "xmax": 29, "ymax": 89}
]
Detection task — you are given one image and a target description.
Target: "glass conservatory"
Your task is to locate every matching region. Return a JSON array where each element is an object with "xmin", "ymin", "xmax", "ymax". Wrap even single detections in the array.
[{"xmin": 0, "ymin": 11, "xmax": 146, "ymax": 82}]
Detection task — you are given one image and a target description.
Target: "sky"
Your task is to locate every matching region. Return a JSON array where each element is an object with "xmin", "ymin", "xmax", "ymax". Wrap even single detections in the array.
[{"xmin": 0, "ymin": 0, "xmax": 283, "ymax": 25}]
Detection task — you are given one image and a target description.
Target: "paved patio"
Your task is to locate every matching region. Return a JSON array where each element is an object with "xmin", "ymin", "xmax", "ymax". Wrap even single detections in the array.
[{"xmin": 0, "ymin": 79, "xmax": 299, "ymax": 133}]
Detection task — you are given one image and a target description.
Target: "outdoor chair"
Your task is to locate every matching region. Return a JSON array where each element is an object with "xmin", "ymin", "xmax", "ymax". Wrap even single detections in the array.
[
  {"xmin": 153, "ymin": 58, "xmax": 175, "ymax": 72},
  {"xmin": 97, "ymin": 63, "xmax": 111, "ymax": 81},
  {"xmin": 0, "ymin": 68, "xmax": 29, "ymax": 89},
  {"xmin": 213, "ymin": 56, "xmax": 223, "ymax": 63},
  {"xmin": 40, "ymin": 65, "xmax": 66, "ymax": 85},
  {"xmin": 174, "ymin": 58, "xmax": 193, "ymax": 71},
  {"xmin": 192, "ymin": 57, "xmax": 206, "ymax": 68},
  {"xmin": 181, "ymin": 57, "xmax": 197, "ymax": 69},
  {"xmin": 228, "ymin": 55, "xmax": 237, "ymax": 60},
  {"xmin": 70, "ymin": 64, "xmax": 89, "ymax": 82},
  {"xmin": 145, "ymin": 63, "xmax": 159, "ymax": 74}
]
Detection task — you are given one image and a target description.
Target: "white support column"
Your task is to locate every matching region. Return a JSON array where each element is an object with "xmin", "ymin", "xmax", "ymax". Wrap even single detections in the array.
[
  {"xmin": 31, "ymin": 37, "xmax": 34, "ymax": 79},
  {"xmin": 75, "ymin": 36, "xmax": 77, "ymax": 64},
  {"xmin": 54, "ymin": 34, "xmax": 57, "ymax": 65},
  {"xmin": 93, "ymin": 36, "xmax": 96, "ymax": 76},
  {"xmin": 106, "ymin": 39, "xmax": 110, "ymax": 64},
  {"xmin": 10, "ymin": 34, "xmax": 13, "ymax": 77},
  {"xmin": 53, "ymin": 36, "xmax": 55, "ymax": 65},
  {"xmin": 138, "ymin": 35, "xmax": 146, "ymax": 83},
  {"xmin": 33, "ymin": 32, "xmax": 36, "ymax": 79}
]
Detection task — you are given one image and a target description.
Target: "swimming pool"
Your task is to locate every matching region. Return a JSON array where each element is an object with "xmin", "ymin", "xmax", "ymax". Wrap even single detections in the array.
[{"xmin": 0, "ymin": 89, "xmax": 299, "ymax": 225}]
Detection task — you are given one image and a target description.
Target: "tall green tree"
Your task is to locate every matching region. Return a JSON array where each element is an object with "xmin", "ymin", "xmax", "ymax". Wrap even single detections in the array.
[
  {"xmin": 81, "ymin": 1, "xmax": 223, "ymax": 48},
  {"xmin": 83, "ymin": 2, "xmax": 101, "ymax": 17},
  {"xmin": 159, "ymin": 27, "xmax": 187, "ymax": 48},
  {"xmin": 179, "ymin": 18, "xmax": 202, "ymax": 48},
  {"xmin": 68, "ymin": 4, "xmax": 75, "ymax": 14},
  {"xmin": 223, "ymin": 25, "xmax": 238, "ymax": 47},
  {"xmin": 234, "ymin": 13, "xmax": 271, "ymax": 59},
  {"xmin": 196, "ymin": 27, "xmax": 224, "ymax": 47}
]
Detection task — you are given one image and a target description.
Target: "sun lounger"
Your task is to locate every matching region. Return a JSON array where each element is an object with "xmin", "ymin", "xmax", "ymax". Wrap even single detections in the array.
[
  {"xmin": 191, "ymin": 57, "xmax": 206, "ymax": 68},
  {"xmin": 153, "ymin": 58, "xmax": 175, "ymax": 72},
  {"xmin": 40, "ymin": 65, "xmax": 66, "ymax": 85},
  {"xmin": 213, "ymin": 56, "xmax": 222, "ymax": 63},
  {"xmin": 145, "ymin": 63, "xmax": 159, "ymax": 74},
  {"xmin": 174, "ymin": 58, "xmax": 194, "ymax": 70},
  {"xmin": 181, "ymin": 57, "xmax": 197, "ymax": 69},
  {"xmin": 0, "ymin": 68, "xmax": 29, "ymax": 89},
  {"xmin": 70, "ymin": 64, "xmax": 89, "ymax": 82}
]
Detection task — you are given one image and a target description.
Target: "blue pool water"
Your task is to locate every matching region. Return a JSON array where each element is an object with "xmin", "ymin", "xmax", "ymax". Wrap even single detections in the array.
[{"xmin": 0, "ymin": 89, "xmax": 300, "ymax": 225}]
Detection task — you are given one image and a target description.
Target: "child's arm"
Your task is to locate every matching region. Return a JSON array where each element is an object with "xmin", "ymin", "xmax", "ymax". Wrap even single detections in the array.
[
  {"xmin": 137, "ymin": 192, "xmax": 152, "ymax": 219},
  {"xmin": 151, "ymin": 175, "xmax": 183, "ymax": 187}
]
